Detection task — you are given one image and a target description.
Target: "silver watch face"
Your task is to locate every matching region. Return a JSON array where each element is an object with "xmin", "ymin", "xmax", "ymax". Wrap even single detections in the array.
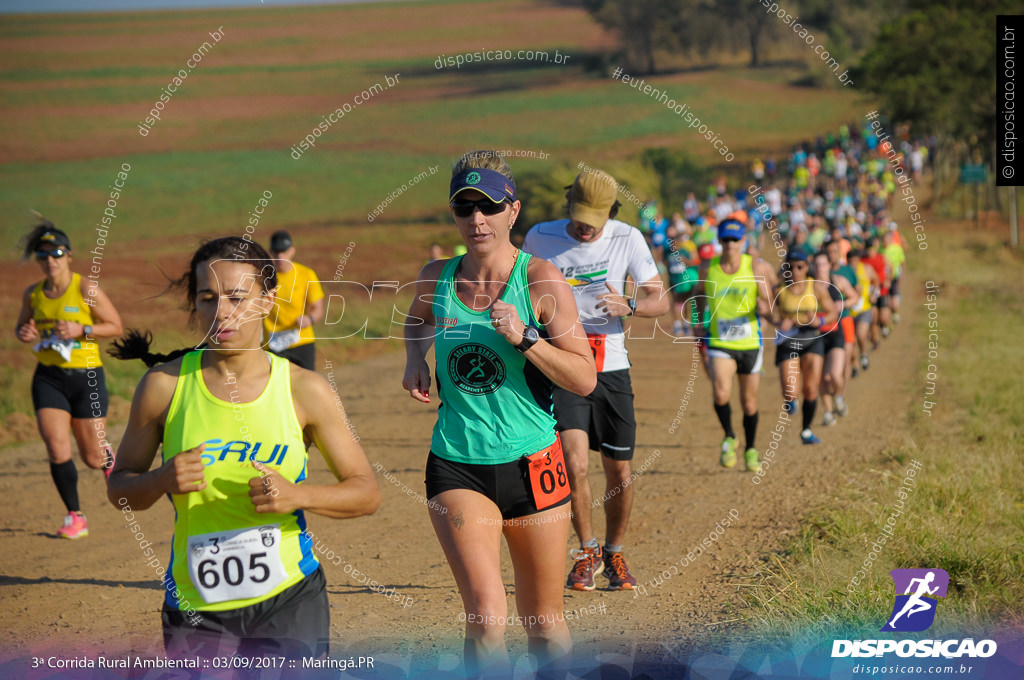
[{"xmin": 525, "ymin": 326, "xmax": 539, "ymax": 342}]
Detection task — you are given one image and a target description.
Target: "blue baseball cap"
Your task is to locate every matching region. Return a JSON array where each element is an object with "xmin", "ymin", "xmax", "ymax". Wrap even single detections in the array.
[
  {"xmin": 717, "ymin": 219, "xmax": 746, "ymax": 241},
  {"xmin": 785, "ymin": 249, "xmax": 809, "ymax": 262},
  {"xmin": 449, "ymin": 167, "xmax": 517, "ymax": 203}
]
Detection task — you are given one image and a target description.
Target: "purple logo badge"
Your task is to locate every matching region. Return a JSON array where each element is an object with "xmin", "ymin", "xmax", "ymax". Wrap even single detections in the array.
[{"xmin": 881, "ymin": 568, "xmax": 949, "ymax": 632}]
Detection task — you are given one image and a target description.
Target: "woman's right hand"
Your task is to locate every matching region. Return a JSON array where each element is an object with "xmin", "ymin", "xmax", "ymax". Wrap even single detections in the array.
[
  {"xmin": 403, "ymin": 361, "xmax": 431, "ymax": 403},
  {"xmin": 16, "ymin": 319, "xmax": 39, "ymax": 343},
  {"xmin": 161, "ymin": 444, "xmax": 207, "ymax": 494}
]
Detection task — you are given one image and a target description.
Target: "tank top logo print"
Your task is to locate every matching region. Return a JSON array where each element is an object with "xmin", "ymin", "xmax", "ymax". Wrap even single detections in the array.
[{"xmin": 447, "ymin": 343, "xmax": 506, "ymax": 395}]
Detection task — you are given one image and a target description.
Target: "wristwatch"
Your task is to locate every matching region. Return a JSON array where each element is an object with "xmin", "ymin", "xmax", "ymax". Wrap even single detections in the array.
[
  {"xmin": 516, "ymin": 325, "xmax": 540, "ymax": 353},
  {"xmin": 82, "ymin": 324, "xmax": 93, "ymax": 337},
  {"xmin": 627, "ymin": 298, "xmax": 637, "ymax": 316}
]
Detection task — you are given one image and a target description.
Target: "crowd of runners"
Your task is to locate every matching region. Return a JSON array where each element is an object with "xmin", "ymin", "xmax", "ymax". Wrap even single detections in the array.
[
  {"xmin": 646, "ymin": 120, "xmax": 917, "ymax": 468},
  {"xmin": 10, "ymin": 120, "xmax": 920, "ymax": 677}
]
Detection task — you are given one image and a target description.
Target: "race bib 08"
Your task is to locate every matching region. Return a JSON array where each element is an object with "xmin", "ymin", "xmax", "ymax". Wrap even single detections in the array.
[{"xmin": 187, "ymin": 525, "xmax": 288, "ymax": 604}]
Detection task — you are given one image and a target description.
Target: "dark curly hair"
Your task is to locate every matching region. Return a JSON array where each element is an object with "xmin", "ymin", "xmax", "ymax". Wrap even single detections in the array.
[{"xmin": 109, "ymin": 236, "xmax": 277, "ymax": 366}]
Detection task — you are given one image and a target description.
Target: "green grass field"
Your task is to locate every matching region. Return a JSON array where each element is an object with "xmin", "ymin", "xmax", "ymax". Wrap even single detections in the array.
[
  {"xmin": 0, "ymin": 0, "xmax": 865, "ymax": 428},
  {"xmin": 731, "ymin": 225, "xmax": 1024, "ymax": 640},
  {"xmin": 0, "ymin": 0, "xmax": 861, "ymax": 246}
]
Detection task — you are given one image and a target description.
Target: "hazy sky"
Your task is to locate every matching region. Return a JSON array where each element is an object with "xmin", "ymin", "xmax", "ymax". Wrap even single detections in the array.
[{"xmin": 0, "ymin": 0, "xmax": 422, "ymax": 14}]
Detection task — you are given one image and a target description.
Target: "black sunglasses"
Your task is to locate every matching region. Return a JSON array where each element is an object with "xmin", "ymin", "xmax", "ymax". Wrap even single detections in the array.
[
  {"xmin": 450, "ymin": 198, "xmax": 509, "ymax": 218},
  {"xmin": 720, "ymin": 237, "xmax": 740, "ymax": 244},
  {"xmin": 35, "ymin": 248, "xmax": 68, "ymax": 260}
]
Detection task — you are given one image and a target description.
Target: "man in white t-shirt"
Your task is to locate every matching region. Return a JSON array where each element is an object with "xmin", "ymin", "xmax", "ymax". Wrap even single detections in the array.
[{"xmin": 523, "ymin": 168, "xmax": 668, "ymax": 592}]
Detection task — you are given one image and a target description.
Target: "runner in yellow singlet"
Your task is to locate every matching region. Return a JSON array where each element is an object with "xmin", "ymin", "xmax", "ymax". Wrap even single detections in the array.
[
  {"xmin": 693, "ymin": 219, "xmax": 774, "ymax": 472},
  {"xmin": 767, "ymin": 250, "xmax": 837, "ymax": 445},
  {"xmin": 107, "ymin": 236, "xmax": 379, "ymax": 662},
  {"xmin": 14, "ymin": 219, "xmax": 123, "ymax": 539}
]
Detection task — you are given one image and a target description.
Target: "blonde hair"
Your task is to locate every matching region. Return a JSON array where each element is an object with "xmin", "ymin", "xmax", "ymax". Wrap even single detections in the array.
[{"xmin": 451, "ymin": 149, "xmax": 516, "ymax": 186}]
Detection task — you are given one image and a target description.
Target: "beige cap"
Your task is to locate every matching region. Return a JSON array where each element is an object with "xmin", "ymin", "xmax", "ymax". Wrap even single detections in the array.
[{"xmin": 568, "ymin": 169, "xmax": 617, "ymax": 228}]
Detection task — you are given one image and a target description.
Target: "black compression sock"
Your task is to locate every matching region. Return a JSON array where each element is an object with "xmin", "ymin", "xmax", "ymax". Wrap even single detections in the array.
[
  {"xmin": 50, "ymin": 460, "xmax": 80, "ymax": 513},
  {"xmin": 803, "ymin": 399, "xmax": 818, "ymax": 431},
  {"xmin": 743, "ymin": 412, "xmax": 759, "ymax": 450},
  {"xmin": 713, "ymin": 402, "xmax": 734, "ymax": 438}
]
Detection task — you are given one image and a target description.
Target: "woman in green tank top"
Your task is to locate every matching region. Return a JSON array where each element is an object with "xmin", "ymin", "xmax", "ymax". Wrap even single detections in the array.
[
  {"xmin": 404, "ymin": 151, "xmax": 596, "ymax": 678},
  {"xmin": 107, "ymin": 237, "xmax": 379, "ymax": 661}
]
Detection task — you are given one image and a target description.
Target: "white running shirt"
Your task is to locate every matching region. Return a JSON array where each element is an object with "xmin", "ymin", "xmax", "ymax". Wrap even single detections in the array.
[{"xmin": 523, "ymin": 218, "xmax": 659, "ymax": 373}]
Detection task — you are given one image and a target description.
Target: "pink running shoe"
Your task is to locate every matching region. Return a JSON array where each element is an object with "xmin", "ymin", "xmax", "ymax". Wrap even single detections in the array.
[{"xmin": 57, "ymin": 512, "xmax": 88, "ymax": 539}]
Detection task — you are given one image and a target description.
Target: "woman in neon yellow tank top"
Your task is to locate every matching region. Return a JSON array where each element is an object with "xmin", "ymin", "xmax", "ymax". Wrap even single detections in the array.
[
  {"xmin": 14, "ymin": 219, "xmax": 123, "ymax": 540},
  {"xmin": 404, "ymin": 151, "xmax": 596, "ymax": 678},
  {"xmin": 107, "ymin": 236, "xmax": 379, "ymax": 662}
]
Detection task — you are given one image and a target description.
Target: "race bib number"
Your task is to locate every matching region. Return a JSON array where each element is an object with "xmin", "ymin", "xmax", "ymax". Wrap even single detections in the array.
[
  {"xmin": 717, "ymin": 316, "xmax": 752, "ymax": 341},
  {"xmin": 586, "ymin": 333, "xmax": 606, "ymax": 372},
  {"xmin": 526, "ymin": 438, "xmax": 570, "ymax": 510},
  {"xmin": 34, "ymin": 335, "xmax": 76, "ymax": 363},
  {"xmin": 187, "ymin": 525, "xmax": 288, "ymax": 604},
  {"xmin": 267, "ymin": 328, "xmax": 300, "ymax": 352}
]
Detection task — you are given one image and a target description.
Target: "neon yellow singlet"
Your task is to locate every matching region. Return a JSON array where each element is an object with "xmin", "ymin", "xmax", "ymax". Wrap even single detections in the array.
[
  {"xmin": 30, "ymin": 273, "xmax": 101, "ymax": 369},
  {"xmin": 853, "ymin": 262, "xmax": 872, "ymax": 314},
  {"xmin": 706, "ymin": 255, "xmax": 761, "ymax": 351},
  {"xmin": 163, "ymin": 351, "xmax": 317, "ymax": 611}
]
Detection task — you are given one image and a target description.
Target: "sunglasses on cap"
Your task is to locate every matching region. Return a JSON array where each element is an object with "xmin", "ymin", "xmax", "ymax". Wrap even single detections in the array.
[
  {"xmin": 35, "ymin": 248, "xmax": 68, "ymax": 260},
  {"xmin": 450, "ymin": 198, "xmax": 509, "ymax": 218}
]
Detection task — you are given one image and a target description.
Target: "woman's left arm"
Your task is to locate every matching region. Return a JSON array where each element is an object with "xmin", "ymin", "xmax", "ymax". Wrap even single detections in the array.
[
  {"xmin": 248, "ymin": 367, "xmax": 380, "ymax": 519},
  {"xmin": 79, "ymin": 279, "xmax": 123, "ymax": 339}
]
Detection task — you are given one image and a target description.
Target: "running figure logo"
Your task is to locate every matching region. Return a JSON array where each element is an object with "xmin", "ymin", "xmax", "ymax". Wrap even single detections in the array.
[
  {"xmin": 448, "ymin": 343, "xmax": 506, "ymax": 395},
  {"xmin": 881, "ymin": 568, "xmax": 949, "ymax": 632}
]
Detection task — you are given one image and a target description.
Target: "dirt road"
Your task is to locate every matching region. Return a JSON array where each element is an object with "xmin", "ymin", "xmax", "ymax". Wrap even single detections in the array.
[{"xmin": 0, "ymin": 261, "xmax": 922, "ymax": 677}]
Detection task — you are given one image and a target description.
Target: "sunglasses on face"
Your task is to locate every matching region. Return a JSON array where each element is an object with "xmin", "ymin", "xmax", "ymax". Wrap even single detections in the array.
[
  {"xmin": 720, "ymin": 237, "xmax": 740, "ymax": 244},
  {"xmin": 450, "ymin": 198, "xmax": 509, "ymax": 218},
  {"xmin": 790, "ymin": 262, "xmax": 808, "ymax": 269},
  {"xmin": 35, "ymin": 248, "xmax": 68, "ymax": 260}
]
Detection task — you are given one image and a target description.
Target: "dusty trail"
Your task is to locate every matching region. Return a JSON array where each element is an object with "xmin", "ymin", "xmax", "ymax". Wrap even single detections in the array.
[{"xmin": 0, "ymin": 262, "xmax": 923, "ymax": 674}]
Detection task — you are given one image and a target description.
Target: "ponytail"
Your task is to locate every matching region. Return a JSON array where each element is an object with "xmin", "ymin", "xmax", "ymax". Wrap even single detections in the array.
[{"xmin": 108, "ymin": 328, "xmax": 203, "ymax": 368}]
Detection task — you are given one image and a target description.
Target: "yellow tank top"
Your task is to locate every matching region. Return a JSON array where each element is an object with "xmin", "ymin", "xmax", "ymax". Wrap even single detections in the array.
[
  {"xmin": 31, "ymin": 273, "xmax": 101, "ymax": 369},
  {"xmin": 777, "ymin": 279, "xmax": 819, "ymax": 326},
  {"xmin": 854, "ymin": 262, "xmax": 872, "ymax": 313},
  {"xmin": 706, "ymin": 255, "xmax": 761, "ymax": 351},
  {"xmin": 163, "ymin": 351, "xmax": 318, "ymax": 611}
]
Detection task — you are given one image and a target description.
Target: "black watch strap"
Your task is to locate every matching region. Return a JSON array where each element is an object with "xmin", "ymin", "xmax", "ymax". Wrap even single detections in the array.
[
  {"xmin": 627, "ymin": 298, "xmax": 637, "ymax": 316},
  {"xmin": 516, "ymin": 325, "xmax": 540, "ymax": 352}
]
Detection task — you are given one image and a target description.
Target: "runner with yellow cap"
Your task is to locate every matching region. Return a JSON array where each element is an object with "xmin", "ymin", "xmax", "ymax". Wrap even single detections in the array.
[{"xmin": 524, "ymin": 166, "xmax": 668, "ymax": 592}]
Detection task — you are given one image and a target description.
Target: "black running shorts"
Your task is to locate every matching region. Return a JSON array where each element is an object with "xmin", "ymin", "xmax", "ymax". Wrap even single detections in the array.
[
  {"xmin": 424, "ymin": 448, "xmax": 570, "ymax": 520},
  {"xmin": 705, "ymin": 346, "xmax": 764, "ymax": 375},
  {"xmin": 553, "ymin": 369, "xmax": 636, "ymax": 460},
  {"xmin": 31, "ymin": 363, "xmax": 108, "ymax": 419},
  {"xmin": 774, "ymin": 332, "xmax": 826, "ymax": 365},
  {"xmin": 822, "ymin": 326, "xmax": 846, "ymax": 354},
  {"xmin": 162, "ymin": 567, "xmax": 329, "ymax": 663}
]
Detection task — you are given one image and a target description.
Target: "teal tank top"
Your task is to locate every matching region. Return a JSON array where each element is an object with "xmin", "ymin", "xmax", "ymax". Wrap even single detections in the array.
[{"xmin": 431, "ymin": 252, "xmax": 557, "ymax": 464}]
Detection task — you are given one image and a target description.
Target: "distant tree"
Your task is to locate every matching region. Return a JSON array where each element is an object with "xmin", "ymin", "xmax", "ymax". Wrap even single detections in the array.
[
  {"xmin": 706, "ymin": 0, "xmax": 776, "ymax": 67},
  {"xmin": 857, "ymin": 0, "xmax": 1012, "ymax": 156},
  {"xmin": 584, "ymin": 0, "xmax": 700, "ymax": 74}
]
